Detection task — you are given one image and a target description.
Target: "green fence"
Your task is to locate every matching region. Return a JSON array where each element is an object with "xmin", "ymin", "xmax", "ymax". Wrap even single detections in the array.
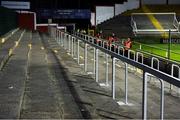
[{"xmin": 0, "ymin": 7, "xmax": 18, "ymax": 36}]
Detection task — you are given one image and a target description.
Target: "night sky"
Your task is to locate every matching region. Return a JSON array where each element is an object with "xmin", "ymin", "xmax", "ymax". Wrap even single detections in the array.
[
  {"xmin": 1, "ymin": 0, "xmax": 127, "ymax": 10},
  {"xmin": 31, "ymin": 0, "xmax": 126, "ymax": 10}
]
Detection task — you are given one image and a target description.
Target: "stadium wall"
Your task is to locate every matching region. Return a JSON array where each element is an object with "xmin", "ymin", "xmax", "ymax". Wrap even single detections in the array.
[
  {"xmin": 36, "ymin": 24, "xmax": 48, "ymax": 33},
  {"xmin": 142, "ymin": 0, "xmax": 180, "ymax": 4},
  {"xmin": 115, "ymin": 0, "xmax": 139, "ymax": 16},
  {"xmin": 142, "ymin": 0, "xmax": 166, "ymax": 5},
  {"xmin": 95, "ymin": 6, "xmax": 114, "ymax": 25},
  {"xmin": 169, "ymin": 0, "xmax": 180, "ymax": 4},
  {"xmin": 96, "ymin": 0, "xmax": 139, "ymax": 25},
  {"xmin": 18, "ymin": 11, "xmax": 36, "ymax": 30},
  {"xmin": 0, "ymin": 6, "xmax": 18, "ymax": 36}
]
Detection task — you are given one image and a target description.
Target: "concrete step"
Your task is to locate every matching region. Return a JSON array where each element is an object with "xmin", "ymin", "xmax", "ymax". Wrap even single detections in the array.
[
  {"xmin": 46, "ymin": 35, "xmax": 133, "ymax": 119},
  {"xmin": 0, "ymin": 31, "xmax": 30, "ymax": 119}
]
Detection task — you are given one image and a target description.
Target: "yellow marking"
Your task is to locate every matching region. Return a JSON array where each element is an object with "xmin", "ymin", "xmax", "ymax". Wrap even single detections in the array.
[
  {"xmin": 15, "ymin": 41, "xmax": 19, "ymax": 47},
  {"xmin": 80, "ymin": 56, "xmax": 84, "ymax": 59},
  {"xmin": 28, "ymin": 44, "xmax": 32, "ymax": 49},
  {"xmin": 9, "ymin": 49, "xmax": 13, "ymax": 56},
  {"xmin": 136, "ymin": 68, "xmax": 143, "ymax": 74},
  {"xmin": 53, "ymin": 50, "xmax": 58, "ymax": 53},
  {"xmin": 142, "ymin": 6, "xmax": 168, "ymax": 38},
  {"xmin": 1, "ymin": 38, "xmax": 5, "ymax": 43},
  {"xmin": 41, "ymin": 46, "xmax": 44, "ymax": 50},
  {"xmin": 116, "ymin": 64, "xmax": 122, "ymax": 68}
]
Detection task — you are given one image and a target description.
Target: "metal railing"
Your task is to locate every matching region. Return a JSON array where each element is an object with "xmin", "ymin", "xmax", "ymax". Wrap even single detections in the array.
[{"xmin": 50, "ymin": 26, "xmax": 180, "ymax": 119}]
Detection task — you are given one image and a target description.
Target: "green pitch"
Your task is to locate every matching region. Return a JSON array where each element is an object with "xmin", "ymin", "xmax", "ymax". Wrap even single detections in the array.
[{"xmin": 132, "ymin": 36, "xmax": 180, "ymax": 62}]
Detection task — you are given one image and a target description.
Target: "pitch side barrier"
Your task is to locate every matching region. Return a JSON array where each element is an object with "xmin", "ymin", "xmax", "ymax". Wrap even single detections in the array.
[
  {"xmin": 72, "ymin": 32, "xmax": 180, "ymax": 85},
  {"xmin": 50, "ymin": 26, "xmax": 180, "ymax": 119}
]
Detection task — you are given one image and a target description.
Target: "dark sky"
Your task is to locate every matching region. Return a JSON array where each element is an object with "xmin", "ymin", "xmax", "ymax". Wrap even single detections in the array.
[
  {"xmin": 0, "ymin": 0, "xmax": 127, "ymax": 10},
  {"xmin": 6, "ymin": 0, "xmax": 126, "ymax": 10}
]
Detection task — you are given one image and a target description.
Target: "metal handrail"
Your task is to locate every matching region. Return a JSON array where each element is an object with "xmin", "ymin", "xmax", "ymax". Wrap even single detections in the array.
[
  {"xmin": 73, "ymin": 32, "xmax": 180, "ymax": 88},
  {"xmin": 50, "ymin": 27, "xmax": 180, "ymax": 119}
]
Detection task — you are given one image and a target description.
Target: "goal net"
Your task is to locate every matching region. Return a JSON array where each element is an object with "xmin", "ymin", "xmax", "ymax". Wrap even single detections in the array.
[{"xmin": 131, "ymin": 13, "xmax": 180, "ymax": 35}]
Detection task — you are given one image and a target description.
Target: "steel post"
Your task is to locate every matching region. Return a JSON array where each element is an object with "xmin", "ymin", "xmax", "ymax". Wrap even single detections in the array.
[
  {"xmin": 68, "ymin": 35, "xmax": 71, "ymax": 52},
  {"xmin": 93, "ymin": 47, "xmax": 96, "ymax": 74},
  {"xmin": 125, "ymin": 62, "xmax": 128, "ymax": 104},
  {"xmin": 84, "ymin": 43, "xmax": 88, "ymax": 72},
  {"xmin": 77, "ymin": 40, "xmax": 80, "ymax": 64},
  {"xmin": 96, "ymin": 49, "xmax": 99, "ymax": 82},
  {"xmin": 74, "ymin": 38, "xmax": 77, "ymax": 58},
  {"xmin": 142, "ymin": 72, "xmax": 148, "ymax": 120},
  {"xmin": 112, "ymin": 57, "xmax": 116, "ymax": 99},
  {"xmin": 106, "ymin": 54, "xmax": 109, "ymax": 85},
  {"xmin": 72, "ymin": 37, "xmax": 74, "ymax": 57},
  {"xmin": 160, "ymin": 79, "xmax": 164, "ymax": 120}
]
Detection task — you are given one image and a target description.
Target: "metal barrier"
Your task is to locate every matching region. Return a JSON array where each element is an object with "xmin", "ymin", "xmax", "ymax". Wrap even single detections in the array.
[
  {"xmin": 170, "ymin": 64, "xmax": 180, "ymax": 94},
  {"xmin": 136, "ymin": 52, "xmax": 143, "ymax": 64},
  {"xmin": 51, "ymin": 28, "xmax": 180, "ymax": 120},
  {"xmin": 143, "ymin": 73, "xmax": 164, "ymax": 120},
  {"xmin": 149, "ymin": 57, "xmax": 165, "ymax": 119}
]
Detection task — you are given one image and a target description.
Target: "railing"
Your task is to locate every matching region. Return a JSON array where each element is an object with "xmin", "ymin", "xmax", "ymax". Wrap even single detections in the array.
[{"xmin": 49, "ymin": 26, "xmax": 180, "ymax": 119}]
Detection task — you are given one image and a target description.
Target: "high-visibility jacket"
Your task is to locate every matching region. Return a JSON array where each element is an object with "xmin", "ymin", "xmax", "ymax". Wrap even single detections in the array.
[
  {"xmin": 124, "ymin": 40, "xmax": 132, "ymax": 50},
  {"xmin": 108, "ymin": 36, "xmax": 117, "ymax": 45}
]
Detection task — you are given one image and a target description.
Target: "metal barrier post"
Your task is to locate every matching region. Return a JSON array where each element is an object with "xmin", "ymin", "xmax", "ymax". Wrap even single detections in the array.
[
  {"xmin": 128, "ymin": 50, "xmax": 136, "ymax": 71},
  {"xmin": 63, "ymin": 33, "xmax": 66, "ymax": 49},
  {"xmin": 60, "ymin": 32, "xmax": 62, "ymax": 45},
  {"xmin": 143, "ymin": 72, "xmax": 164, "ymax": 120},
  {"xmin": 128, "ymin": 50, "xmax": 135, "ymax": 60},
  {"xmin": 160, "ymin": 79, "xmax": 164, "ymax": 120},
  {"xmin": 151, "ymin": 57, "xmax": 159, "ymax": 70},
  {"xmin": 71, "ymin": 37, "xmax": 74, "ymax": 57},
  {"xmin": 56, "ymin": 29, "xmax": 59, "ymax": 43},
  {"xmin": 136, "ymin": 52, "xmax": 144, "ymax": 64},
  {"xmin": 142, "ymin": 72, "xmax": 148, "ymax": 120},
  {"xmin": 96, "ymin": 48, "xmax": 99, "ymax": 82},
  {"xmin": 56, "ymin": 29, "xmax": 58, "ymax": 41},
  {"xmin": 112, "ymin": 57, "xmax": 116, "ymax": 99},
  {"xmin": 106, "ymin": 54, "xmax": 109, "ymax": 85},
  {"xmin": 62, "ymin": 32, "xmax": 64, "ymax": 47},
  {"xmin": 93, "ymin": 47, "xmax": 96, "ymax": 75},
  {"xmin": 84, "ymin": 43, "xmax": 88, "ymax": 72},
  {"xmin": 68, "ymin": 35, "xmax": 71, "ymax": 52},
  {"xmin": 77, "ymin": 39, "xmax": 80, "ymax": 64},
  {"xmin": 62, "ymin": 33, "xmax": 69, "ymax": 50},
  {"xmin": 125, "ymin": 62, "xmax": 128, "ymax": 104},
  {"xmin": 170, "ymin": 64, "xmax": 180, "ymax": 94},
  {"xmin": 73, "ymin": 38, "xmax": 77, "ymax": 59},
  {"xmin": 150, "ymin": 57, "xmax": 160, "ymax": 85},
  {"xmin": 136, "ymin": 52, "xmax": 144, "ymax": 74},
  {"xmin": 118, "ymin": 46, "xmax": 125, "ymax": 56},
  {"xmin": 58, "ymin": 31, "xmax": 60, "ymax": 45}
]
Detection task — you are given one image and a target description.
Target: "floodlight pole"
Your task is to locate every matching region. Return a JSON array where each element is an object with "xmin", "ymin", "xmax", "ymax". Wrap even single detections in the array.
[{"xmin": 168, "ymin": 30, "xmax": 171, "ymax": 60}]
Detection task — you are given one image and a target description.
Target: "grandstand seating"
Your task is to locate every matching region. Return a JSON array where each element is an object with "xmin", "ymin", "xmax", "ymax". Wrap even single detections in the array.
[{"xmin": 97, "ymin": 15, "xmax": 133, "ymax": 38}]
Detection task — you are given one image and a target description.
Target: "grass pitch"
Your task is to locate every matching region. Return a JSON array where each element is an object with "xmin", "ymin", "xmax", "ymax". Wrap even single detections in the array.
[{"xmin": 132, "ymin": 36, "xmax": 180, "ymax": 62}]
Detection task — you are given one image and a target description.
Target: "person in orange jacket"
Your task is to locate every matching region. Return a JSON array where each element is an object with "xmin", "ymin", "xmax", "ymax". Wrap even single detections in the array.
[
  {"xmin": 124, "ymin": 38, "xmax": 132, "ymax": 50},
  {"xmin": 108, "ymin": 33, "xmax": 117, "ymax": 45},
  {"xmin": 95, "ymin": 30, "xmax": 103, "ymax": 44}
]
